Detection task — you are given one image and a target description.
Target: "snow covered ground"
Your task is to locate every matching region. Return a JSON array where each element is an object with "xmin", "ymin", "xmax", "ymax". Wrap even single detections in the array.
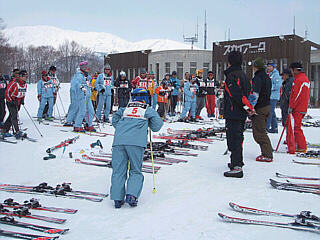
[{"xmin": 0, "ymin": 83, "xmax": 319, "ymax": 240}]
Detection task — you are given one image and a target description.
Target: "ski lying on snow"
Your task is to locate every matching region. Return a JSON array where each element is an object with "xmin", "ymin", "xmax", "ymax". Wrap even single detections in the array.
[
  {"xmin": 0, "ymin": 138, "xmax": 18, "ymax": 144},
  {"xmin": 270, "ymin": 179, "xmax": 320, "ymax": 195},
  {"xmin": 75, "ymin": 159, "xmax": 159, "ymax": 174},
  {"xmin": 0, "ymin": 187, "xmax": 104, "ymax": 202},
  {"xmin": 0, "ymin": 216, "xmax": 69, "ymax": 234},
  {"xmin": 292, "ymin": 159, "xmax": 320, "ymax": 165},
  {"xmin": 153, "ymin": 135, "xmax": 213, "ymax": 143},
  {"xmin": 229, "ymin": 202, "xmax": 320, "ymax": 222},
  {"xmin": 0, "ymin": 228, "xmax": 59, "ymax": 240},
  {"xmin": 0, "ymin": 206, "xmax": 66, "ymax": 224},
  {"xmin": 218, "ymin": 213, "xmax": 320, "ymax": 233},
  {"xmin": 276, "ymin": 172, "xmax": 320, "ymax": 181},
  {"xmin": 0, "ymin": 183, "xmax": 108, "ymax": 198},
  {"xmin": 2, "ymin": 198, "xmax": 77, "ymax": 214}
]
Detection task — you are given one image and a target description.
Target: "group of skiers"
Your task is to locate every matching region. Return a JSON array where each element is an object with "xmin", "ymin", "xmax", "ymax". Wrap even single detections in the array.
[
  {"xmin": 222, "ymin": 51, "xmax": 310, "ymax": 178},
  {"xmin": 0, "ymin": 54, "xmax": 311, "ymax": 208}
]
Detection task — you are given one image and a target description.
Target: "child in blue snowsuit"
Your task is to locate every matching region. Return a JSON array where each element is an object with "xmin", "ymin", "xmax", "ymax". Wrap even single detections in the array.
[
  {"xmin": 178, "ymin": 77, "xmax": 198, "ymax": 122},
  {"xmin": 96, "ymin": 65, "xmax": 113, "ymax": 123},
  {"xmin": 71, "ymin": 61, "xmax": 95, "ymax": 132},
  {"xmin": 37, "ymin": 71, "xmax": 55, "ymax": 120},
  {"xmin": 110, "ymin": 88, "xmax": 163, "ymax": 208}
]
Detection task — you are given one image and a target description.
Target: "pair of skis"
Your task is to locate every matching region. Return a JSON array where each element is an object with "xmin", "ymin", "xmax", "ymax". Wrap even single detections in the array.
[
  {"xmin": 219, "ymin": 202, "xmax": 320, "ymax": 233},
  {"xmin": 0, "ymin": 228, "xmax": 60, "ymax": 240},
  {"xmin": 78, "ymin": 154, "xmax": 161, "ymax": 174},
  {"xmin": 0, "ymin": 183, "xmax": 108, "ymax": 202},
  {"xmin": 270, "ymin": 179, "xmax": 320, "ymax": 195}
]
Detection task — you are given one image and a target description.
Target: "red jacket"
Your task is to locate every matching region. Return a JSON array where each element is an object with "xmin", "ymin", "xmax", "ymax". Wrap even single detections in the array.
[
  {"xmin": 5, "ymin": 78, "xmax": 27, "ymax": 104},
  {"xmin": 132, "ymin": 76, "xmax": 148, "ymax": 89},
  {"xmin": 289, "ymin": 72, "xmax": 310, "ymax": 113}
]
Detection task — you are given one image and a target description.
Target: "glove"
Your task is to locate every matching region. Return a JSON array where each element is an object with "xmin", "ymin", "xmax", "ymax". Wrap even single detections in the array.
[
  {"xmin": 202, "ymin": 90, "xmax": 207, "ymax": 95},
  {"xmin": 248, "ymin": 94, "xmax": 257, "ymax": 106},
  {"xmin": 37, "ymin": 95, "xmax": 41, "ymax": 101},
  {"xmin": 53, "ymin": 92, "xmax": 57, "ymax": 97},
  {"xmin": 100, "ymin": 89, "xmax": 105, "ymax": 93},
  {"xmin": 288, "ymin": 108, "xmax": 292, "ymax": 114},
  {"xmin": 80, "ymin": 86, "xmax": 87, "ymax": 95},
  {"xmin": 173, "ymin": 82, "xmax": 177, "ymax": 88},
  {"xmin": 20, "ymin": 99, "xmax": 24, "ymax": 105},
  {"xmin": 159, "ymin": 91, "xmax": 166, "ymax": 96}
]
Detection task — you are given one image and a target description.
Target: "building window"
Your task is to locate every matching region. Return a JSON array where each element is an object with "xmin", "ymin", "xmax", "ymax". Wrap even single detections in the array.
[
  {"xmin": 156, "ymin": 63, "xmax": 160, "ymax": 83},
  {"xmin": 177, "ymin": 62, "xmax": 183, "ymax": 80},
  {"xmin": 150, "ymin": 64, "xmax": 152, "ymax": 72},
  {"xmin": 128, "ymin": 69, "xmax": 133, "ymax": 81},
  {"xmin": 190, "ymin": 62, "xmax": 197, "ymax": 76},
  {"xmin": 280, "ymin": 58, "xmax": 288, "ymax": 73},
  {"xmin": 165, "ymin": 62, "xmax": 170, "ymax": 74},
  {"xmin": 203, "ymin": 62, "xmax": 209, "ymax": 79}
]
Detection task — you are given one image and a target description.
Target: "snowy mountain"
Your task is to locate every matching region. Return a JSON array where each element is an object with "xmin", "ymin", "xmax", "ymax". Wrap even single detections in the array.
[{"xmin": 3, "ymin": 25, "xmax": 196, "ymax": 53}]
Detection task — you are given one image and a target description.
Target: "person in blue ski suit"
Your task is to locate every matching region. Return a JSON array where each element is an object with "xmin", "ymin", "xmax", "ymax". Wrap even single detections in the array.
[
  {"xmin": 37, "ymin": 71, "xmax": 55, "ymax": 120},
  {"xmin": 266, "ymin": 63, "xmax": 282, "ymax": 133},
  {"xmin": 96, "ymin": 64, "xmax": 113, "ymax": 122},
  {"xmin": 64, "ymin": 83, "xmax": 77, "ymax": 126},
  {"xmin": 178, "ymin": 77, "xmax": 198, "ymax": 122},
  {"xmin": 71, "ymin": 61, "xmax": 95, "ymax": 132},
  {"xmin": 110, "ymin": 88, "xmax": 163, "ymax": 208},
  {"xmin": 169, "ymin": 71, "xmax": 181, "ymax": 116}
]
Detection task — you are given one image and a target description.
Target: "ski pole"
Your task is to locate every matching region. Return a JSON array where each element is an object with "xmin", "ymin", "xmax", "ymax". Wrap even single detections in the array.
[
  {"xmin": 55, "ymin": 98, "xmax": 62, "ymax": 123},
  {"xmin": 275, "ymin": 114, "xmax": 289, "ymax": 152},
  {"xmin": 22, "ymin": 105, "xmax": 43, "ymax": 137},
  {"xmin": 149, "ymin": 128, "xmax": 156, "ymax": 193},
  {"xmin": 57, "ymin": 91, "xmax": 66, "ymax": 116}
]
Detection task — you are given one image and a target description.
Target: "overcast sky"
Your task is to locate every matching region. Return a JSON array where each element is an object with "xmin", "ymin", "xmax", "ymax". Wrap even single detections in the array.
[{"xmin": 1, "ymin": 0, "xmax": 319, "ymax": 49}]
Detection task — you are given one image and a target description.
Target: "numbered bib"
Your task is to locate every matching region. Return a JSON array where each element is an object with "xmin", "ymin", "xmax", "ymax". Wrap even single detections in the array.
[
  {"xmin": 199, "ymin": 81, "xmax": 206, "ymax": 87},
  {"xmin": 17, "ymin": 86, "xmax": 27, "ymax": 98},
  {"xmin": 44, "ymin": 83, "xmax": 53, "ymax": 89},
  {"xmin": 120, "ymin": 83, "xmax": 128, "ymax": 88},
  {"xmin": 147, "ymin": 81, "xmax": 153, "ymax": 88},
  {"xmin": 207, "ymin": 81, "xmax": 215, "ymax": 87},
  {"xmin": 190, "ymin": 86, "xmax": 197, "ymax": 93},
  {"xmin": 138, "ymin": 81, "xmax": 147, "ymax": 89},
  {"xmin": 123, "ymin": 102, "xmax": 147, "ymax": 120}
]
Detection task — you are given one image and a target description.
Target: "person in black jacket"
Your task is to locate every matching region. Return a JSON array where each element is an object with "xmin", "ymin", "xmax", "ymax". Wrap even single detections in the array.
[
  {"xmin": 195, "ymin": 69, "xmax": 206, "ymax": 120},
  {"xmin": 0, "ymin": 70, "xmax": 7, "ymax": 124},
  {"xmin": 223, "ymin": 51, "xmax": 255, "ymax": 178},
  {"xmin": 279, "ymin": 69, "xmax": 293, "ymax": 127},
  {"xmin": 114, "ymin": 71, "xmax": 132, "ymax": 108},
  {"xmin": 250, "ymin": 57, "xmax": 273, "ymax": 162}
]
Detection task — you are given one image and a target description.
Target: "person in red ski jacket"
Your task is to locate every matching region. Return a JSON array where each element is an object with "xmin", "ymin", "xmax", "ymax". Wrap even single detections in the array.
[
  {"xmin": 288, "ymin": 62, "xmax": 310, "ymax": 152},
  {"xmin": 1, "ymin": 70, "xmax": 28, "ymax": 139},
  {"xmin": 131, "ymin": 69, "xmax": 147, "ymax": 89}
]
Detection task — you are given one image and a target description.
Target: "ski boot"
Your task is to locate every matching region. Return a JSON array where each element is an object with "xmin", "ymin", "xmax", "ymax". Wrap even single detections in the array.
[
  {"xmin": 15, "ymin": 131, "xmax": 27, "ymax": 140},
  {"xmin": 63, "ymin": 122, "xmax": 73, "ymax": 127},
  {"xmin": 73, "ymin": 127, "xmax": 85, "ymax": 133},
  {"xmin": 256, "ymin": 155, "xmax": 273, "ymax": 162},
  {"xmin": 45, "ymin": 117, "xmax": 53, "ymax": 121},
  {"xmin": 125, "ymin": 194, "xmax": 138, "ymax": 207},
  {"xmin": 114, "ymin": 200, "xmax": 124, "ymax": 209},
  {"xmin": 85, "ymin": 126, "xmax": 96, "ymax": 132},
  {"xmin": 224, "ymin": 166, "xmax": 243, "ymax": 178},
  {"xmin": 177, "ymin": 118, "xmax": 186, "ymax": 122}
]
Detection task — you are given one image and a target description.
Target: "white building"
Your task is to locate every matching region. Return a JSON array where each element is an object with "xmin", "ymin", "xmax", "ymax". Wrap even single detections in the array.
[{"xmin": 148, "ymin": 50, "xmax": 212, "ymax": 81}]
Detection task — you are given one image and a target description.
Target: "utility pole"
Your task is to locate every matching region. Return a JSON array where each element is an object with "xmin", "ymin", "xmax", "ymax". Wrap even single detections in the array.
[
  {"xmin": 204, "ymin": 10, "xmax": 207, "ymax": 49},
  {"xmin": 293, "ymin": 16, "xmax": 296, "ymax": 35}
]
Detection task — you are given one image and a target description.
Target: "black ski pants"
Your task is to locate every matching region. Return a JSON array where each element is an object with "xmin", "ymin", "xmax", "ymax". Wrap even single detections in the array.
[
  {"xmin": 3, "ymin": 101, "xmax": 19, "ymax": 133},
  {"xmin": 118, "ymin": 96, "xmax": 130, "ymax": 108},
  {"xmin": 226, "ymin": 119, "xmax": 245, "ymax": 168},
  {"xmin": 170, "ymin": 95, "xmax": 178, "ymax": 113},
  {"xmin": 0, "ymin": 97, "xmax": 5, "ymax": 122}
]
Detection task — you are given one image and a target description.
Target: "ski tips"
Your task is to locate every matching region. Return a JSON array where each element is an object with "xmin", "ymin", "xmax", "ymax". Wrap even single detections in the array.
[{"xmin": 44, "ymin": 228, "xmax": 69, "ymax": 234}]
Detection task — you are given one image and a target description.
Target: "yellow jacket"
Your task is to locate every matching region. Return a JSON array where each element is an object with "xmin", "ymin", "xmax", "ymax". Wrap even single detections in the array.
[
  {"xmin": 91, "ymin": 76, "xmax": 98, "ymax": 101},
  {"xmin": 147, "ymin": 78, "xmax": 155, "ymax": 95}
]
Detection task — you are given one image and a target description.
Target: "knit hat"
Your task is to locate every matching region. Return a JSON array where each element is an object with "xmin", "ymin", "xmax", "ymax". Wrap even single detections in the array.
[
  {"xmin": 267, "ymin": 62, "xmax": 276, "ymax": 68},
  {"xmin": 253, "ymin": 57, "xmax": 265, "ymax": 69},
  {"xmin": 289, "ymin": 62, "xmax": 303, "ymax": 71},
  {"xmin": 149, "ymin": 70, "xmax": 155, "ymax": 75},
  {"xmin": 41, "ymin": 70, "xmax": 47, "ymax": 76},
  {"xmin": 79, "ymin": 61, "xmax": 89, "ymax": 70}
]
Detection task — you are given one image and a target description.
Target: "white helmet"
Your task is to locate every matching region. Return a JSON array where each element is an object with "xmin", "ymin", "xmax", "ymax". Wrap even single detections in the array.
[{"xmin": 120, "ymin": 71, "xmax": 126, "ymax": 77}]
